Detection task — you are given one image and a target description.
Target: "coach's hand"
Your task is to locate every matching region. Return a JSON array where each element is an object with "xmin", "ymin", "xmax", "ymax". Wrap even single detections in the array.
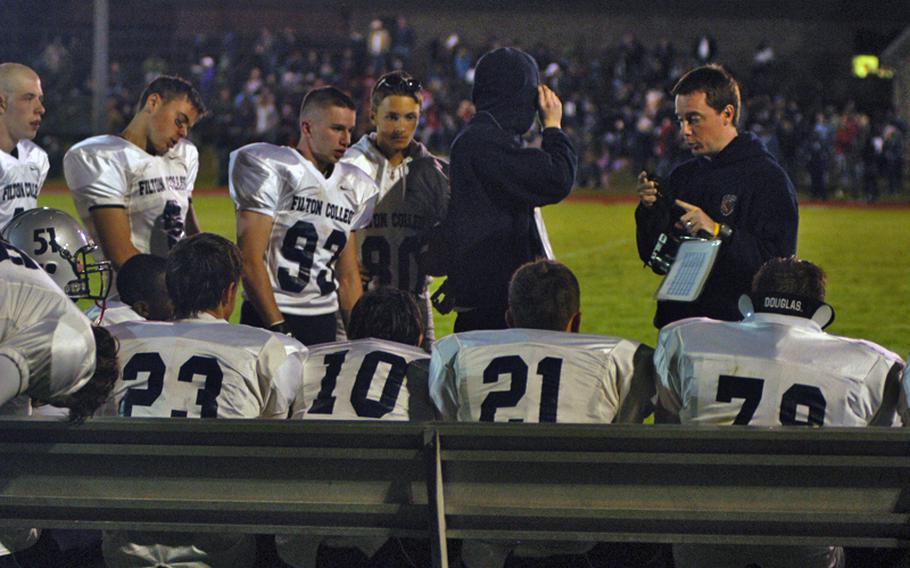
[
  {"xmin": 676, "ymin": 199, "xmax": 717, "ymax": 237},
  {"xmin": 637, "ymin": 171, "xmax": 660, "ymax": 207},
  {"xmin": 538, "ymin": 85, "xmax": 562, "ymax": 129}
]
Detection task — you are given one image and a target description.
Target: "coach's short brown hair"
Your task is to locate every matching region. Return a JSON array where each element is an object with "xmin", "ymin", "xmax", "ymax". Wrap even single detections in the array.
[{"xmin": 672, "ymin": 64, "xmax": 741, "ymax": 126}]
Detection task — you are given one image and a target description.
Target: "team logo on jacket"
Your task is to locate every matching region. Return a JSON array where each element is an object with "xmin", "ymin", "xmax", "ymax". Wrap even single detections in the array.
[{"xmin": 720, "ymin": 194, "xmax": 737, "ymax": 216}]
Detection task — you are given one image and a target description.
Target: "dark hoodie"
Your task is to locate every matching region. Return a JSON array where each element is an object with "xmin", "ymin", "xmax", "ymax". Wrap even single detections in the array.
[
  {"xmin": 443, "ymin": 47, "xmax": 577, "ymax": 314},
  {"xmin": 636, "ymin": 132, "xmax": 799, "ymax": 328}
]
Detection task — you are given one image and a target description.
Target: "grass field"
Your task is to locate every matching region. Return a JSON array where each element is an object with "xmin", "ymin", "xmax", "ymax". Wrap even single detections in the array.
[{"xmin": 37, "ymin": 191, "xmax": 910, "ymax": 357}]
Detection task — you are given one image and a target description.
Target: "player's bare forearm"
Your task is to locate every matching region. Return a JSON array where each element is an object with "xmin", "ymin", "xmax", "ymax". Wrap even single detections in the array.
[
  {"xmin": 89, "ymin": 207, "xmax": 141, "ymax": 270},
  {"xmin": 336, "ymin": 237, "xmax": 363, "ymax": 327},
  {"xmin": 185, "ymin": 202, "xmax": 202, "ymax": 235},
  {"xmin": 237, "ymin": 210, "xmax": 284, "ymax": 326},
  {"xmin": 242, "ymin": 259, "xmax": 284, "ymax": 326}
]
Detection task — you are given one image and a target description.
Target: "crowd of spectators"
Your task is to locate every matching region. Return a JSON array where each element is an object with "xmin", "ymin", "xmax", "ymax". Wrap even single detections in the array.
[{"xmin": 21, "ymin": 18, "xmax": 907, "ymax": 199}]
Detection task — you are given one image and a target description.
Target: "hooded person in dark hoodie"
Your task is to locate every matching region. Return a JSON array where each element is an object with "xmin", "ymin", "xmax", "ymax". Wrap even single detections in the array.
[
  {"xmin": 442, "ymin": 47, "xmax": 577, "ymax": 332},
  {"xmin": 636, "ymin": 64, "xmax": 798, "ymax": 329}
]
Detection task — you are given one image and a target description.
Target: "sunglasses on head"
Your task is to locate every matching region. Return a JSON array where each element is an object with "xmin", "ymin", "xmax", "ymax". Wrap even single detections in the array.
[{"xmin": 376, "ymin": 74, "xmax": 422, "ymax": 93}]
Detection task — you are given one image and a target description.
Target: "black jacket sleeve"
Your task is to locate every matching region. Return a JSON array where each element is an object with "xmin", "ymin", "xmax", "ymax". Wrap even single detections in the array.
[{"xmin": 472, "ymin": 126, "xmax": 577, "ymax": 206}]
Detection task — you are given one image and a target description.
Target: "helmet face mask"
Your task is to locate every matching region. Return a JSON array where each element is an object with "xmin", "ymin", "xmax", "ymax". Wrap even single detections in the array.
[{"xmin": 2, "ymin": 208, "xmax": 112, "ymax": 301}]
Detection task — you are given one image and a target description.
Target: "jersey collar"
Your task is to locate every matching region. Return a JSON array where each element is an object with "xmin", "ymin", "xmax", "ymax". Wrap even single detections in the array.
[
  {"xmin": 738, "ymin": 293, "xmax": 835, "ymax": 329},
  {"xmin": 177, "ymin": 311, "xmax": 228, "ymax": 324}
]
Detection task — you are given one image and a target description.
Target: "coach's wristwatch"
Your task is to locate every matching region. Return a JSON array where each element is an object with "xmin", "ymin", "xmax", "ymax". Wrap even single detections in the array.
[{"xmin": 717, "ymin": 223, "xmax": 733, "ymax": 241}]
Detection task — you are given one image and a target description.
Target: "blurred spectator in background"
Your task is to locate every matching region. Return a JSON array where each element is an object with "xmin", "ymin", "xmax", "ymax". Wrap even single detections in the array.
[
  {"xmin": 367, "ymin": 19, "xmax": 391, "ymax": 76},
  {"xmin": 11, "ymin": 24, "xmax": 904, "ymax": 199}
]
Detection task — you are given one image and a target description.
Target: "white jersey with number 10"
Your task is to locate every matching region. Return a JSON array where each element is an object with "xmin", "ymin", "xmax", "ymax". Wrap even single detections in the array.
[{"xmin": 294, "ymin": 337, "xmax": 433, "ymax": 421}]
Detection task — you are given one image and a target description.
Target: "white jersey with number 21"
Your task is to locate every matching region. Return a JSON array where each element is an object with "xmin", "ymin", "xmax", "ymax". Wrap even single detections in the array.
[{"xmin": 429, "ymin": 328, "xmax": 655, "ymax": 424}]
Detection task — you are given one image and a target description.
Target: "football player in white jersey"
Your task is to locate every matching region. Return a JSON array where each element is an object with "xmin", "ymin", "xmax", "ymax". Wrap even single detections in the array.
[
  {"xmin": 431, "ymin": 259, "xmax": 656, "ymax": 425},
  {"xmin": 429, "ymin": 259, "xmax": 657, "ymax": 568},
  {"xmin": 0, "ymin": 238, "xmax": 118, "ymax": 561},
  {"xmin": 102, "ymin": 233, "xmax": 306, "ymax": 568},
  {"xmin": 0, "ymin": 239, "xmax": 118, "ymax": 418},
  {"xmin": 0, "ymin": 63, "xmax": 48, "ymax": 228},
  {"xmin": 278, "ymin": 287, "xmax": 432, "ymax": 568},
  {"xmin": 85, "ymin": 253, "xmax": 173, "ymax": 325},
  {"xmin": 231, "ymin": 86, "xmax": 379, "ymax": 345},
  {"xmin": 341, "ymin": 71, "xmax": 449, "ymax": 349},
  {"xmin": 656, "ymin": 256, "xmax": 905, "ymax": 568},
  {"xmin": 292, "ymin": 285, "xmax": 433, "ymax": 421},
  {"xmin": 64, "ymin": 75, "xmax": 206, "ymax": 276},
  {"xmin": 0, "ymin": 208, "xmax": 119, "ymax": 567}
]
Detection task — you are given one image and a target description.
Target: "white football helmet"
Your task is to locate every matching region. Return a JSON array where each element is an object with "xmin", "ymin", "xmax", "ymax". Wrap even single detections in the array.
[{"xmin": 2, "ymin": 207, "xmax": 112, "ymax": 300}]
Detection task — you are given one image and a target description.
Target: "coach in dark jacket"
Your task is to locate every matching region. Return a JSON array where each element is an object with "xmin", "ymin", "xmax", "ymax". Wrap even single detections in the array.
[
  {"xmin": 636, "ymin": 65, "xmax": 798, "ymax": 329},
  {"xmin": 442, "ymin": 47, "xmax": 577, "ymax": 332}
]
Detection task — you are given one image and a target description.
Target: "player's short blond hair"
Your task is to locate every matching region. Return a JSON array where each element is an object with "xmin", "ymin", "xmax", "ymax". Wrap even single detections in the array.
[{"xmin": 298, "ymin": 86, "xmax": 356, "ymax": 124}]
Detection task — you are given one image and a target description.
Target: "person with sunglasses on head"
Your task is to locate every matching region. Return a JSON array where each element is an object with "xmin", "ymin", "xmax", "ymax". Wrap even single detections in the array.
[{"xmin": 341, "ymin": 71, "xmax": 449, "ymax": 349}]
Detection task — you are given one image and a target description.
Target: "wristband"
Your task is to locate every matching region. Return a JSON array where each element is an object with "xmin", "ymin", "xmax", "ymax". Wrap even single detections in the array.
[
  {"xmin": 268, "ymin": 320, "xmax": 291, "ymax": 335},
  {"xmin": 712, "ymin": 222, "xmax": 720, "ymax": 237}
]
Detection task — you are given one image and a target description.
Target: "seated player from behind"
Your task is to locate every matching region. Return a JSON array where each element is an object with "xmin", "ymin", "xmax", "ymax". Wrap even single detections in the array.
[
  {"xmin": 291, "ymin": 286, "xmax": 433, "ymax": 421},
  {"xmin": 85, "ymin": 253, "xmax": 173, "ymax": 325},
  {"xmin": 656, "ymin": 256, "xmax": 905, "ymax": 568},
  {"xmin": 230, "ymin": 86, "xmax": 379, "ymax": 345},
  {"xmin": 428, "ymin": 258, "xmax": 657, "ymax": 568},
  {"xmin": 102, "ymin": 233, "xmax": 307, "ymax": 568},
  {"xmin": 278, "ymin": 287, "xmax": 433, "ymax": 568},
  {"xmin": 430, "ymin": 258, "xmax": 656, "ymax": 424}
]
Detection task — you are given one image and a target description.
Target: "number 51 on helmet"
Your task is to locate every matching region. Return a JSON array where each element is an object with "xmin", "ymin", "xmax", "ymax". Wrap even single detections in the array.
[{"xmin": 2, "ymin": 207, "xmax": 112, "ymax": 300}]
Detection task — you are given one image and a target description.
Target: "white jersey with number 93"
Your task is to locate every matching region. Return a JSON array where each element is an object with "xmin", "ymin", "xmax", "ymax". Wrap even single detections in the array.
[{"xmin": 230, "ymin": 143, "xmax": 379, "ymax": 317}]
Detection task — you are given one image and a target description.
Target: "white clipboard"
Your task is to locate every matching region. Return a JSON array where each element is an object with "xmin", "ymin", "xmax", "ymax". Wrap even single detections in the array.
[{"xmin": 655, "ymin": 238, "xmax": 722, "ymax": 302}]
